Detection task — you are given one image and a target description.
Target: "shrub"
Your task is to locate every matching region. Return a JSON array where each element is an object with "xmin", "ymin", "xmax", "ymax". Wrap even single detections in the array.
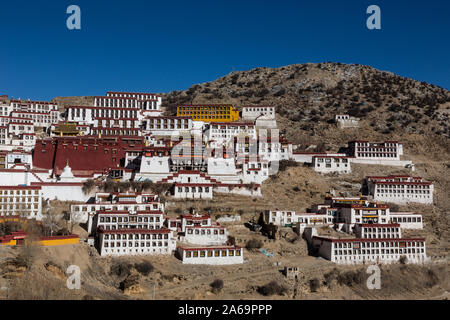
[
  {"xmin": 210, "ymin": 279, "xmax": 224, "ymax": 294},
  {"xmin": 399, "ymin": 256, "xmax": 408, "ymax": 264},
  {"xmin": 309, "ymin": 278, "xmax": 321, "ymax": 292},
  {"xmin": 425, "ymin": 269, "xmax": 439, "ymax": 288},
  {"xmin": 337, "ymin": 270, "xmax": 364, "ymax": 287},
  {"xmin": 258, "ymin": 281, "xmax": 287, "ymax": 296},
  {"xmin": 245, "ymin": 239, "xmax": 263, "ymax": 250},
  {"xmin": 278, "ymin": 160, "xmax": 298, "ymax": 172},
  {"xmin": 82, "ymin": 179, "xmax": 96, "ymax": 194},
  {"xmin": 0, "ymin": 221, "xmax": 20, "ymax": 236},
  {"xmin": 110, "ymin": 261, "xmax": 133, "ymax": 278},
  {"xmin": 134, "ymin": 261, "xmax": 154, "ymax": 276}
]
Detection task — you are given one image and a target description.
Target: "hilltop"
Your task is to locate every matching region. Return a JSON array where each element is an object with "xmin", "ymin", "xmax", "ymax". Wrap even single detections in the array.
[{"xmin": 161, "ymin": 62, "xmax": 450, "ymax": 150}]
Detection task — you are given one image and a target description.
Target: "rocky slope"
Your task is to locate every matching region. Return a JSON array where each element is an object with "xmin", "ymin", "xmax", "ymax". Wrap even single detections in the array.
[{"xmin": 161, "ymin": 63, "xmax": 450, "ymax": 144}]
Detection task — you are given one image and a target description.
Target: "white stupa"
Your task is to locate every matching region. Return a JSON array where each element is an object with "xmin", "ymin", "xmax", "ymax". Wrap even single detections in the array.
[{"xmin": 60, "ymin": 160, "xmax": 74, "ymax": 181}]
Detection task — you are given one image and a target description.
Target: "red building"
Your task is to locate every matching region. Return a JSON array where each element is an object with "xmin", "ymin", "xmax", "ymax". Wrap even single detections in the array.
[{"xmin": 32, "ymin": 135, "xmax": 144, "ymax": 177}]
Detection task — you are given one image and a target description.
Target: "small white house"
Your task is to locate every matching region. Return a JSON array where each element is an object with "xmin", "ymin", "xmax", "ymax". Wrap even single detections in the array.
[
  {"xmin": 334, "ymin": 114, "xmax": 359, "ymax": 128},
  {"xmin": 176, "ymin": 245, "xmax": 244, "ymax": 265},
  {"xmin": 312, "ymin": 155, "xmax": 351, "ymax": 174}
]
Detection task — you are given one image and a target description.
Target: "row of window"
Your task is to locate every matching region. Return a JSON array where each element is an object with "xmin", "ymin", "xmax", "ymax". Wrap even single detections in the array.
[
  {"xmin": 104, "ymin": 233, "xmax": 168, "ymax": 240},
  {"xmin": 102, "ymin": 225, "xmax": 162, "ymax": 230},
  {"xmin": 148, "ymin": 124, "xmax": 190, "ymax": 129},
  {"xmin": 0, "ymin": 197, "xmax": 39, "ymax": 202},
  {"xmin": 0, "ymin": 204, "xmax": 39, "ymax": 209},
  {"xmin": 95, "ymin": 98, "xmax": 138, "ymax": 108},
  {"xmin": 71, "ymin": 109, "xmax": 138, "ymax": 119},
  {"xmin": 376, "ymin": 184, "xmax": 431, "ymax": 189},
  {"xmin": 102, "ymin": 248, "xmax": 169, "ymax": 254},
  {"xmin": 73, "ymin": 204, "xmax": 160, "ymax": 211},
  {"xmin": 335, "ymin": 241, "xmax": 424, "ymax": 249},
  {"xmin": 0, "ymin": 190, "xmax": 39, "ymax": 195},
  {"xmin": 103, "ymin": 241, "xmax": 168, "ymax": 248},
  {"xmin": 357, "ymin": 153, "xmax": 398, "ymax": 158},
  {"xmin": 185, "ymin": 249, "xmax": 241, "ymax": 258},
  {"xmin": 99, "ymin": 215, "xmax": 161, "ymax": 223},
  {"xmin": 356, "ymin": 147, "xmax": 397, "ymax": 152},
  {"xmin": 364, "ymin": 227, "xmax": 399, "ymax": 233},
  {"xmin": 334, "ymin": 248, "xmax": 425, "ymax": 256},
  {"xmin": 364, "ymin": 234, "xmax": 400, "ymax": 239},
  {"xmin": 186, "ymin": 228, "xmax": 225, "ymax": 235},
  {"xmin": 376, "ymin": 190, "xmax": 431, "ymax": 194},
  {"xmin": 392, "ymin": 216, "xmax": 422, "ymax": 223},
  {"xmin": 177, "ymin": 187, "xmax": 210, "ymax": 193}
]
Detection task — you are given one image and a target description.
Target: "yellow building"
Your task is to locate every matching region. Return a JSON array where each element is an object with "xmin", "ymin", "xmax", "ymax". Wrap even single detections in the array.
[
  {"xmin": 52, "ymin": 121, "xmax": 82, "ymax": 137},
  {"xmin": 177, "ymin": 104, "xmax": 239, "ymax": 122}
]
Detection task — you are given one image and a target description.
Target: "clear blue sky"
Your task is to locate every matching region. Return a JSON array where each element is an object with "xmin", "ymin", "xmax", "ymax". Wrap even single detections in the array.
[{"xmin": 0, "ymin": 0, "xmax": 449, "ymax": 100}]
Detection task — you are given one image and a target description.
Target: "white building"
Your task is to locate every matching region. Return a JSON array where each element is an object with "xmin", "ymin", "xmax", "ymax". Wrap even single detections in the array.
[
  {"xmin": 142, "ymin": 116, "xmax": 193, "ymax": 136},
  {"xmin": 264, "ymin": 210, "xmax": 332, "ymax": 227},
  {"xmin": 7, "ymin": 99, "xmax": 59, "ymax": 128},
  {"xmin": 238, "ymin": 157, "xmax": 270, "ymax": 184},
  {"xmin": 11, "ymin": 110, "xmax": 59, "ymax": 128},
  {"xmin": 334, "ymin": 114, "xmax": 359, "ymax": 128},
  {"xmin": 92, "ymin": 209, "xmax": 165, "ymax": 233},
  {"xmin": 292, "ymin": 152, "xmax": 346, "ymax": 164},
  {"xmin": 106, "ymin": 91, "xmax": 162, "ymax": 116},
  {"xmin": 242, "ymin": 106, "xmax": 275, "ymax": 120},
  {"xmin": 389, "ymin": 212, "xmax": 424, "ymax": 229},
  {"xmin": 139, "ymin": 146, "xmax": 172, "ymax": 174},
  {"xmin": 311, "ymin": 236, "xmax": 427, "ymax": 265},
  {"xmin": 70, "ymin": 191, "xmax": 164, "ymax": 227},
  {"xmin": 176, "ymin": 213, "xmax": 228, "ymax": 245},
  {"xmin": 179, "ymin": 213, "xmax": 213, "ymax": 232},
  {"xmin": 0, "ymin": 117, "xmax": 36, "ymax": 152},
  {"xmin": 234, "ymin": 136, "xmax": 293, "ymax": 163},
  {"xmin": 354, "ymin": 223, "xmax": 402, "ymax": 239},
  {"xmin": 205, "ymin": 122, "xmax": 256, "ymax": 148},
  {"xmin": 173, "ymin": 182, "xmax": 213, "ymax": 199},
  {"xmin": 98, "ymin": 227, "xmax": 175, "ymax": 256},
  {"xmin": 338, "ymin": 202, "xmax": 391, "ymax": 230},
  {"xmin": 346, "ymin": 140, "xmax": 413, "ymax": 168},
  {"xmin": 176, "ymin": 245, "xmax": 243, "ymax": 265},
  {"xmin": 2, "ymin": 150, "xmax": 33, "ymax": 169},
  {"xmin": 366, "ymin": 175, "xmax": 434, "ymax": 204},
  {"xmin": 182, "ymin": 225, "xmax": 228, "ymax": 245},
  {"xmin": 312, "ymin": 155, "xmax": 351, "ymax": 174},
  {"xmin": 67, "ymin": 106, "xmax": 142, "ymax": 128},
  {"xmin": 0, "ymin": 185, "xmax": 43, "ymax": 220}
]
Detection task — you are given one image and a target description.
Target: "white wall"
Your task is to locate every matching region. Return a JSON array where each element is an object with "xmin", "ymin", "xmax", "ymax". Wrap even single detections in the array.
[{"xmin": 38, "ymin": 184, "xmax": 91, "ymax": 201}]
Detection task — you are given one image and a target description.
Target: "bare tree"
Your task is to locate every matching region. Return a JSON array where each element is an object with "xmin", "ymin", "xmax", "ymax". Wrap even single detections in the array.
[{"xmin": 41, "ymin": 206, "xmax": 63, "ymax": 236}]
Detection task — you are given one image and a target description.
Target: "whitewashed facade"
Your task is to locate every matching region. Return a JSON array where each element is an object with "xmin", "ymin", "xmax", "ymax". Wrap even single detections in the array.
[
  {"xmin": 366, "ymin": 175, "xmax": 434, "ymax": 204},
  {"xmin": 242, "ymin": 106, "xmax": 275, "ymax": 120},
  {"xmin": 390, "ymin": 212, "xmax": 424, "ymax": 229},
  {"xmin": 98, "ymin": 228, "xmax": 175, "ymax": 256},
  {"xmin": 312, "ymin": 236, "xmax": 427, "ymax": 264},
  {"xmin": 0, "ymin": 185, "xmax": 42, "ymax": 220},
  {"xmin": 312, "ymin": 155, "xmax": 351, "ymax": 174},
  {"xmin": 176, "ymin": 245, "xmax": 243, "ymax": 265}
]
